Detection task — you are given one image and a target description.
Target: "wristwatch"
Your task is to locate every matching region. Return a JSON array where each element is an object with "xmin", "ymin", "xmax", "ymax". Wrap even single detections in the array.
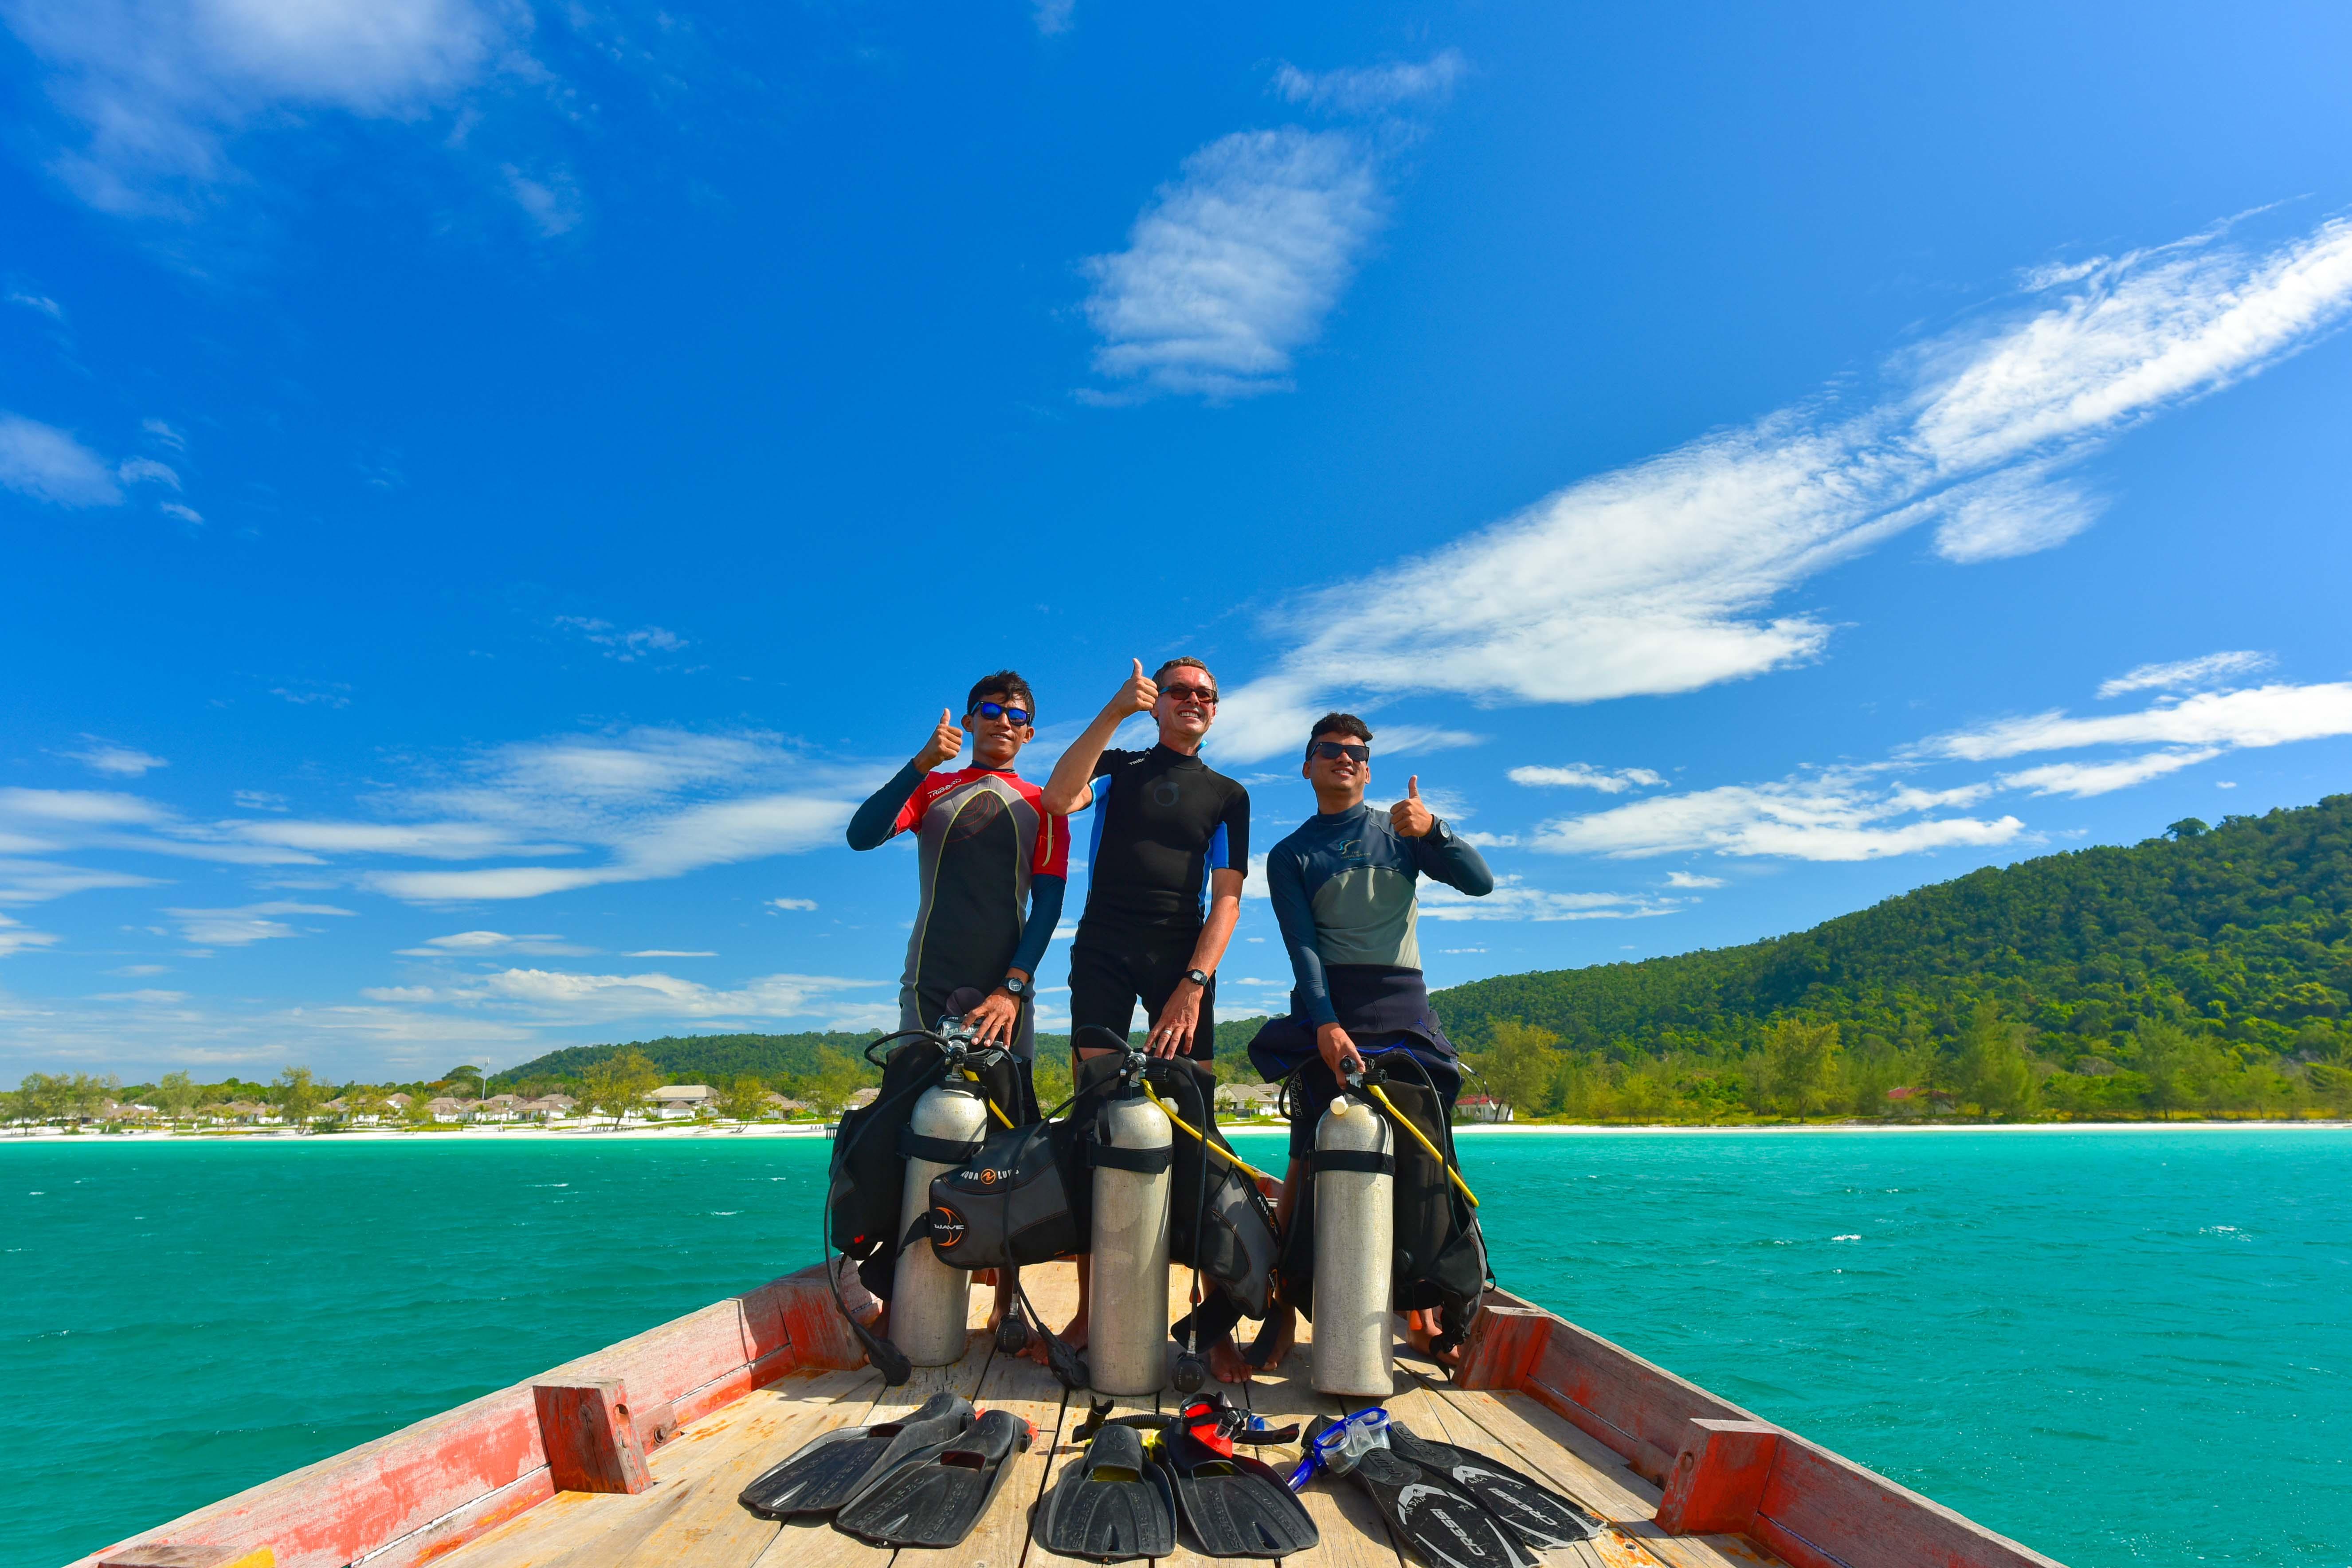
[
  {"xmin": 1184, "ymin": 968, "xmax": 1212, "ymax": 988},
  {"xmin": 1001, "ymin": 975, "xmax": 1028, "ymax": 997}
]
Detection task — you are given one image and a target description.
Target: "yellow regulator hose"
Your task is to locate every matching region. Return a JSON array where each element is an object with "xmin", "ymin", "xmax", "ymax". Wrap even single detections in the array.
[
  {"xmin": 1361, "ymin": 1081, "xmax": 1480, "ymax": 1208},
  {"xmin": 1141, "ymin": 1082, "xmax": 1280, "ymax": 1187}
]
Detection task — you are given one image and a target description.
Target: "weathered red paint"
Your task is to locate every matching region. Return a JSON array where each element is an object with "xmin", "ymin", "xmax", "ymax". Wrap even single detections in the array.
[
  {"xmin": 1657, "ymin": 1420, "xmax": 1781, "ymax": 1534},
  {"xmin": 65, "ymin": 1265, "xmax": 849, "ymax": 1568},
  {"xmin": 1752, "ymin": 1434, "xmax": 2064, "ymax": 1568},
  {"xmin": 533, "ymin": 1380, "xmax": 652, "ymax": 1495}
]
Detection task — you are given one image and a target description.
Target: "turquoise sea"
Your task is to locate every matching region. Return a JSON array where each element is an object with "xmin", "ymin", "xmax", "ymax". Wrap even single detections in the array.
[{"xmin": 6, "ymin": 1128, "xmax": 2348, "ymax": 1568}]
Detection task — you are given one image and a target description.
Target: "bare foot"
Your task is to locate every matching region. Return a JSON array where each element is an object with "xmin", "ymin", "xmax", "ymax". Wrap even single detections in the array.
[
  {"xmin": 1209, "ymin": 1335, "xmax": 1252, "ymax": 1384},
  {"xmin": 1246, "ymin": 1307, "xmax": 1295, "ymax": 1371},
  {"xmin": 1403, "ymin": 1310, "xmax": 1463, "ymax": 1372},
  {"xmin": 1058, "ymin": 1313, "xmax": 1090, "ymax": 1353}
]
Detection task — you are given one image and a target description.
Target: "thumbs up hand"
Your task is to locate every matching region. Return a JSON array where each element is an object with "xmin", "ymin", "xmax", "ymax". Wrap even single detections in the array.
[
  {"xmin": 1116, "ymin": 657, "xmax": 1159, "ymax": 717},
  {"xmin": 1391, "ymin": 774, "xmax": 1435, "ymax": 838},
  {"xmin": 915, "ymin": 706, "xmax": 965, "ymax": 772}
]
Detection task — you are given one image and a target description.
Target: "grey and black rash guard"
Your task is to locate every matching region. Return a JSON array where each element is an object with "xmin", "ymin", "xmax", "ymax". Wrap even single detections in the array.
[{"xmin": 1263, "ymin": 803, "xmax": 1494, "ymax": 1028}]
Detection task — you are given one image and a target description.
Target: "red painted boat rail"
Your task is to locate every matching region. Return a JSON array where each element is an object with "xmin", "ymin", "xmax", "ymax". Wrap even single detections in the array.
[
  {"xmin": 1458, "ymin": 1290, "xmax": 2066, "ymax": 1568},
  {"xmin": 72, "ymin": 1263, "xmax": 862, "ymax": 1568},
  {"xmin": 74, "ymin": 1268, "xmax": 2066, "ymax": 1568}
]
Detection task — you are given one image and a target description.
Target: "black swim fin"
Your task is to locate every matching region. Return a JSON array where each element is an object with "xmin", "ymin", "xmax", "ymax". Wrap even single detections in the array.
[
  {"xmin": 737, "ymin": 1390, "xmax": 972, "ymax": 1518},
  {"xmin": 1384, "ymin": 1421, "xmax": 1603, "ymax": 1545},
  {"xmin": 834, "ymin": 1407, "xmax": 1033, "ymax": 1547},
  {"xmin": 1333, "ymin": 1444, "xmax": 1538, "ymax": 1568},
  {"xmin": 1164, "ymin": 1426, "xmax": 1319, "ymax": 1559},
  {"xmin": 1034, "ymin": 1421, "xmax": 1178, "ymax": 1562}
]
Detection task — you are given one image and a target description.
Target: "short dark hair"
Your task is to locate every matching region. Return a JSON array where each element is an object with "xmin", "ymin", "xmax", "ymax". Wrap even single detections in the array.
[
  {"xmin": 1305, "ymin": 712, "xmax": 1372, "ymax": 760},
  {"xmin": 966, "ymin": 670, "xmax": 1035, "ymax": 719},
  {"xmin": 1154, "ymin": 656, "xmax": 1213, "ymax": 687}
]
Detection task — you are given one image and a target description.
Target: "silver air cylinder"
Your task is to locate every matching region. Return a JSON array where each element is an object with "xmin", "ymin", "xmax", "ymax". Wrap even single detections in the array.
[
  {"xmin": 1311, "ymin": 1093, "xmax": 1395, "ymax": 1396},
  {"xmin": 1089, "ymin": 1090, "xmax": 1173, "ymax": 1394},
  {"xmin": 890, "ymin": 1081, "xmax": 990, "ymax": 1365}
]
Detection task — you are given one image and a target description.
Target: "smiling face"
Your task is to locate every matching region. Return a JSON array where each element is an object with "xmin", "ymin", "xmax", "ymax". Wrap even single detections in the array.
[
  {"xmin": 1153, "ymin": 662, "xmax": 1217, "ymax": 749},
  {"xmin": 966, "ymin": 690, "xmax": 1035, "ymax": 769},
  {"xmin": 1301, "ymin": 731, "xmax": 1370, "ymax": 810}
]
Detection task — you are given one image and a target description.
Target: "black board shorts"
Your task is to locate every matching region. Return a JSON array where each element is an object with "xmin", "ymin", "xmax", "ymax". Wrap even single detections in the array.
[{"xmin": 1067, "ymin": 934, "xmax": 1215, "ymax": 1061}]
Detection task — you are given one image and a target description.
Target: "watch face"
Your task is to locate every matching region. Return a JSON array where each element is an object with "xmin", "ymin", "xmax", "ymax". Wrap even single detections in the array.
[{"xmin": 1004, "ymin": 977, "xmax": 1026, "ymax": 996}]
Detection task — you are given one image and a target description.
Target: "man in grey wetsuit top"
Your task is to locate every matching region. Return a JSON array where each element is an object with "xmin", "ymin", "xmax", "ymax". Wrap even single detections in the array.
[{"xmin": 1245, "ymin": 710, "xmax": 1493, "ymax": 1368}]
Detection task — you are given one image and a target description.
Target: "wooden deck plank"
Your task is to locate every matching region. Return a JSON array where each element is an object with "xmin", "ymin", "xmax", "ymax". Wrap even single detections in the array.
[
  {"xmin": 891, "ymin": 1341, "xmax": 1073, "ymax": 1568},
  {"xmin": 607, "ymin": 1371, "xmax": 883, "ymax": 1568},
  {"xmin": 1242, "ymin": 1363, "xmax": 1399, "ymax": 1568}
]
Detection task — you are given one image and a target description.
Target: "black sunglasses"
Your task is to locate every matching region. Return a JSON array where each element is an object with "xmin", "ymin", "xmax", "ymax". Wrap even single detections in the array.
[
  {"xmin": 1309, "ymin": 741, "xmax": 1370, "ymax": 763},
  {"xmin": 973, "ymin": 701, "xmax": 1033, "ymax": 726}
]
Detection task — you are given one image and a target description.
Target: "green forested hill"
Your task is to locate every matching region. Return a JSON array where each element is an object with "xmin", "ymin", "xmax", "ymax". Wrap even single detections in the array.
[{"xmin": 1428, "ymin": 796, "xmax": 2352, "ymax": 1120}]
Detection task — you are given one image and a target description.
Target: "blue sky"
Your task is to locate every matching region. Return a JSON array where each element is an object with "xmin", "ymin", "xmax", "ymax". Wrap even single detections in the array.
[{"xmin": 6, "ymin": 2, "xmax": 2352, "ymax": 1083}]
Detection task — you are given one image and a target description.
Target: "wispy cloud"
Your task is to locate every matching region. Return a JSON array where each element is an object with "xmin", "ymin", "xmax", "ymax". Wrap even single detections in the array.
[
  {"xmin": 1272, "ymin": 50, "xmax": 1466, "ymax": 115},
  {"xmin": 365, "ymin": 965, "xmax": 885, "ymax": 1025},
  {"xmin": 61, "ymin": 737, "xmax": 167, "ymax": 777},
  {"xmin": 1929, "ymin": 682, "xmax": 2352, "ymax": 762},
  {"xmin": 1997, "ymin": 750, "xmax": 2223, "ymax": 799},
  {"xmin": 503, "ymin": 163, "xmax": 582, "ymax": 237},
  {"xmin": 1664, "ymin": 871, "xmax": 1724, "ymax": 888},
  {"xmin": 1031, "ymin": 0, "xmax": 1074, "ymax": 37},
  {"xmin": 0, "ymin": 414, "xmax": 122, "ymax": 506},
  {"xmin": 9, "ymin": 290, "xmax": 64, "ymax": 320},
  {"xmin": 1081, "ymin": 128, "xmax": 1385, "ymax": 400},
  {"xmin": 394, "ymin": 929, "xmax": 592, "ymax": 956},
  {"xmin": 767, "ymin": 896, "xmax": 818, "ymax": 911},
  {"xmin": 1418, "ymin": 876, "xmax": 1684, "ymax": 921},
  {"xmin": 1209, "ymin": 215, "xmax": 2352, "ymax": 760},
  {"xmin": 5, "ymin": 0, "xmax": 524, "ymax": 214},
  {"xmin": 554, "ymin": 617, "xmax": 689, "ymax": 662},
  {"xmin": 2097, "ymin": 650, "xmax": 2273, "ymax": 699},
  {"xmin": 1535, "ymin": 773, "xmax": 2023, "ymax": 863},
  {"xmin": 1508, "ymin": 763, "xmax": 1666, "ymax": 794},
  {"xmin": 165, "ymin": 900, "xmax": 357, "ymax": 946},
  {"xmin": 0, "ymin": 913, "xmax": 63, "ymax": 957}
]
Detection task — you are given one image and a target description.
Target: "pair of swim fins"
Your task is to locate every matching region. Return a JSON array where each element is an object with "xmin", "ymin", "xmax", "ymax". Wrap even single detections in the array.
[
  {"xmin": 1036, "ymin": 1415, "xmax": 1319, "ymax": 1561},
  {"xmin": 737, "ymin": 1389, "xmax": 1033, "ymax": 1548},
  {"xmin": 1307, "ymin": 1414, "xmax": 1603, "ymax": 1568}
]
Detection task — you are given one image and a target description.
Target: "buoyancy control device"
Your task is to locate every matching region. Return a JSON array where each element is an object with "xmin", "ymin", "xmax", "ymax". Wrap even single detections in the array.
[
  {"xmin": 1275, "ymin": 1052, "xmax": 1491, "ymax": 1368},
  {"xmin": 821, "ymin": 1010, "xmax": 1024, "ymax": 1383}
]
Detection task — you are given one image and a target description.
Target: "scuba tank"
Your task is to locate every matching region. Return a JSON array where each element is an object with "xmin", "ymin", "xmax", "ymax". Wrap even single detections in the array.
[
  {"xmin": 889, "ymin": 1077, "xmax": 991, "ymax": 1364},
  {"xmin": 1088, "ymin": 1062, "xmax": 1173, "ymax": 1395},
  {"xmin": 1309, "ymin": 1092, "xmax": 1396, "ymax": 1395}
]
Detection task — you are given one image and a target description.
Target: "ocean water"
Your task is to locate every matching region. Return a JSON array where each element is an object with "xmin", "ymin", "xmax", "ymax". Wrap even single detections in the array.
[{"xmin": 5, "ymin": 1129, "xmax": 2347, "ymax": 1568}]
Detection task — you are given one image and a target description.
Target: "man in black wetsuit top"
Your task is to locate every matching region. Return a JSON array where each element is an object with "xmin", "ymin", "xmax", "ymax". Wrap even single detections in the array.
[{"xmin": 1041, "ymin": 655, "xmax": 1250, "ymax": 1364}]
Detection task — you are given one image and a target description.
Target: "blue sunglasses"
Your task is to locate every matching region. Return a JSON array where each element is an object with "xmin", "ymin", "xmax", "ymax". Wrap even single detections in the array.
[{"xmin": 973, "ymin": 701, "xmax": 1033, "ymax": 726}]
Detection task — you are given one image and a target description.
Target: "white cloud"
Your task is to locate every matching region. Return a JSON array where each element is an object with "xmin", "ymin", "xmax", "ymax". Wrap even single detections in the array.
[
  {"xmin": 116, "ymin": 455, "xmax": 180, "ymax": 488},
  {"xmin": 6, "ymin": 0, "xmax": 523, "ymax": 213},
  {"xmin": 1418, "ymin": 876, "xmax": 1682, "ymax": 922},
  {"xmin": 271, "ymin": 681, "xmax": 352, "ymax": 707},
  {"xmin": 503, "ymin": 164, "xmax": 581, "ymax": 237},
  {"xmin": 1456, "ymin": 831, "xmax": 1518, "ymax": 848},
  {"xmin": 0, "ymin": 913, "xmax": 62, "ymax": 956},
  {"xmin": 1664, "ymin": 871, "xmax": 1724, "ymax": 888},
  {"xmin": 164, "ymin": 899, "xmax": 356, "ymax": 946},
  {"xmin": 1031, "ymin": 0, "xmax": 1074, "ymax": 36},
  {"xmin": 160, "ymin": 501, "xmax": 204, "ymax": 523},
  {"xmin": 389, "ymin": 965, "xmax": 884, "ymax": 1024},
  {"xmin": 1930, "ymin": 682, "xmax": 2352, "ymax": 761},
  {"xmin": 1534, "ymin": 771, "xmax": 2026, "ymax": 862},
  {"xmin": 0, "ymin": 787, "xmax": 321, "ymax": 867},
  {"xmin": 1081, "ymin": 128, "xmax": 1385, "ymax": 399},
  {"xmin": 394, "ymin": 929, "xmax": 590, "ymax": 956},
  {"xmin": 0, "ymin": 858, "xmax": 166, "ymax": 905},
  {"xmin": 1999, "ymin": 749, "xmax": 2222, "ymax": 798},
  {"xmin": 234, "ymin": 790, "xmax": 287, "ymax": 811},
  {"xmin": 63, "ymin": 738, "xmax": 167, "ymax": 776},
  {"xmin": 0, "ymin": 414, "xmax": 123, "ymax": 506},
  {"xmin": 141, "ymin": 417, "xmax": 187, "ymax": 449},
  {"xmin": 768, "ymin": 896, "xmax": 818, "ymax": 911},
  {"xmin": 628, "ymin": 949, "xmax": 713, "ymax": 958},
  {"xmin": 10, "ymin": 290, "xmax": 64, "ymax": 319},
  {"xmin": 1508, "ymin": 763, "xmax": 1666, "ymax": 794},
  {"xmin": 554, "ymin": 617, "xmax": 689, "ymax": 660},
  {"xmin": 1208, "ymin": 215, "xmax": 2352, "ymax": 760},
  {"xmin": 2098, "ymin": 650, "xmax": 2273, "ymax": 699},
  {"xmin": 1272, "ymin": 50, "xmax": 1466, "ymax": 115}
]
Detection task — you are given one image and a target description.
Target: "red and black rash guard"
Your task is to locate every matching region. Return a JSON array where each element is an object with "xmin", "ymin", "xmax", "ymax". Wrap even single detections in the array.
[
  {"xmin": 1075, "ymin": 745, "xmax": 1250, "ymax": 941},
  {"xmin": 848, "ymin": 762, "xmax": 1068, "ymax": 1057}
]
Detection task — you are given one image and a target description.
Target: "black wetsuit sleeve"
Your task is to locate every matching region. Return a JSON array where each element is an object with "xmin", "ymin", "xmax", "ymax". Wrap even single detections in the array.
[
  {"xmin": 1413, "ymin": 819, "xmax": 1495, "ymax": 896},
  {"xmin": 1267, "ymin": 847, "xmax": 1336, "ymax": 1027},
  {"xmin": 846, "ymin": 760, "xmax": 925, "ymax": 850},
  {"xmin": 1218, "ymin": 783, "xmax": 1251, "ymax": 874},
  {"xmin": 1008, "ymin": 873, "xmax": 1065, "ymax": 977}
]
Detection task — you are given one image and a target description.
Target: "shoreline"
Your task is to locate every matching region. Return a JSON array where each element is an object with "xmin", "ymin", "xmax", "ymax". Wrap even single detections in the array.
[{"xmin": 5, "ymin": 1117, "xmax": 2347, "ymax": 1145}]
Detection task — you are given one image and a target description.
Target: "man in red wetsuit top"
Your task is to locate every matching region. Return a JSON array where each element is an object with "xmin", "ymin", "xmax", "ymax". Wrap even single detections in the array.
[{"xmin": 846, "ymin": 669, "xmax": 1069, "ymax": 1346}]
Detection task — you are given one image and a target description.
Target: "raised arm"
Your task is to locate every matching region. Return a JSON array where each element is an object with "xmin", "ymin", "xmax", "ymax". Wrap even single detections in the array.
[
  {"xmin": 846, "ymin": 708, "xmax": 964, "ymax": 849},
  {"xmin": 1041, "ymin": 659, "xmax": 1157, "ymax": 814},
  {"xmin": 1391, "ymin": 775, "xmax": 1494, "ymax": 895}
]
